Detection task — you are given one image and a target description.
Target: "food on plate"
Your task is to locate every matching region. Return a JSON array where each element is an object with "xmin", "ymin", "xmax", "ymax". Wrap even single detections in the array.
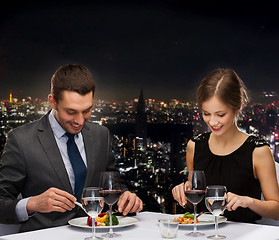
[
  {"xmin": 87, "ymin": 213, "xmax": 119, "ymax": 226},
  {"xmin": 174, "ymin": 212, "xmax": 199, "ymax": 224},
  {"xmin": 87, "ymin": 216, "xmax": 94, "ymax": 226},
  {"xmin": 183, "ymin": 212, "xmax": 194, "ymax": 218},
  {"xmin": 105, "ymin": 214, "xmax": 119, "ymax": 226}
]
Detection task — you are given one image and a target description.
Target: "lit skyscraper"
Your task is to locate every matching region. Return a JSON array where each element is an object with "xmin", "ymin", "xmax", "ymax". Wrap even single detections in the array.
[{"xmin": 135, "ymin": 89, "xmax": 147, "ymax": 149}]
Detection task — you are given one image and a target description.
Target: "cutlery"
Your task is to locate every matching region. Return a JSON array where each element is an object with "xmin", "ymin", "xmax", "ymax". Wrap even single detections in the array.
[{"xmin": 74, "ymin": 201, "xmax": 87, "ymax": 214}]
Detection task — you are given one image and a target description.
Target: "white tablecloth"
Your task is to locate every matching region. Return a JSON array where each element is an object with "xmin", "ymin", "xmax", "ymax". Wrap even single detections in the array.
[{"xmin": 1, "ymin": 212, "xmax": 279, "ymax": 240}]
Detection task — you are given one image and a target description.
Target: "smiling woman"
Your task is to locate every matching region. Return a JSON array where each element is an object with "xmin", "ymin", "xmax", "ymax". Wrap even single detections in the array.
[
  {"xmin": 172, "ymin": 68, "xmax": 279, "ymax": 223},
  {"xmin": 196, "ymin": 68, "xmax": 251, "ymax": 155},
  {"xmin": 201, "ymin": 96, "xmax": 237, "ymax": 137}
]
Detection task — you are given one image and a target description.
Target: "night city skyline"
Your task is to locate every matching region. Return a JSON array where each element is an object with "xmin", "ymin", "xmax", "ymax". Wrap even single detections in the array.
[
  {"xmin": 1, "ymin": 80, "xmax": 279, "ymax": 213},
  {"xmin": 1, "ymin": 1, "xmax": 279, "ymax": 102}
]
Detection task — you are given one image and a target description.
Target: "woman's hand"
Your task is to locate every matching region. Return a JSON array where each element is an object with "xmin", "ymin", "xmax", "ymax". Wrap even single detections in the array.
[
  {"xmin": 226, "ymin": 192, "xmax": 253, "ymax": 211},
  {"xmin": 172, "ymin": 183, "xmax": 187, "ymax": 207}
]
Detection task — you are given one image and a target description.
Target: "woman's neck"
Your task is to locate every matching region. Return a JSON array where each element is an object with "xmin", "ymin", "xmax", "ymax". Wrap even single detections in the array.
[
  {"xmin": 210, "ymin": 124, "xmax": 246, "ymax": 147},
  {"xmin": 215, "ymin": 124, "xmax": 236, "ymax": 139},
  {"xmin": 208, "ymin": 124, "xmax": 249, "ymax": 156}
]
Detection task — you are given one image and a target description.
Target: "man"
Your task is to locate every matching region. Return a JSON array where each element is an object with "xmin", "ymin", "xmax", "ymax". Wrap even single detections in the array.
[{"xmin": 0, "ymin": 64, "xmax": 143, "ymax": 232}]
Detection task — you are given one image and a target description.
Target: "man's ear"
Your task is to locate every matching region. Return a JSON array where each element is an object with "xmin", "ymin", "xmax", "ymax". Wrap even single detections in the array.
[{"xmin": 48, "ymin": 94, "xmax": 57, "ymax": 110}]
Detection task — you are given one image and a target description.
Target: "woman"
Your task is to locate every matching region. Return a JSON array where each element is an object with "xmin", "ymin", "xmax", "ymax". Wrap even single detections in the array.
[{"xmin": 172, "ymin": 68, "xmax": 279, "ymax": 223}]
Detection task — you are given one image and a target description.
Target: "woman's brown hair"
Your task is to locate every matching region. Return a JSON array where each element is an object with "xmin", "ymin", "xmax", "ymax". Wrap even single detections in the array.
[{"xmin": 197, "ymin": 68, "xmax": 249, "ymax": 112}]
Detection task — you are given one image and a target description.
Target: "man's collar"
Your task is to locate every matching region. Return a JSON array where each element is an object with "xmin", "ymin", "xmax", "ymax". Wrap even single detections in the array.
[{"xmin": 48, "ymin": 109, "xmax": 66, "ymax": 139}]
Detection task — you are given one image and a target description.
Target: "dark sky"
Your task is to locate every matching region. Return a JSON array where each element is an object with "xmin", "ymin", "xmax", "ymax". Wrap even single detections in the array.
[{"xmin": 1, "ymin": 1, "xmax": 279, "ymax": 101}]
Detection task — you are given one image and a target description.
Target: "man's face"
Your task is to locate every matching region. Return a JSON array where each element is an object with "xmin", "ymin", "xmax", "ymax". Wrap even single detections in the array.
[{"xmin": 48, "ymin": 90, "xmax": 93, "ymax": 134}]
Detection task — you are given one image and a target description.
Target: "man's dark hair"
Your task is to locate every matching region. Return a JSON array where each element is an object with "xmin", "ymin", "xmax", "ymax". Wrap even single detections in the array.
[{"xmin": 51, "ymin": 64, "xmax": 96, "ymax": 102}]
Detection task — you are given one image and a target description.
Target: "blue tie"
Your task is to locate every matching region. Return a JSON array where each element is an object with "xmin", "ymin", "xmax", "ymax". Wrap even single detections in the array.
[{"xmin": 65, "ymin": 132, "xmax": 87, "ymax": 200}]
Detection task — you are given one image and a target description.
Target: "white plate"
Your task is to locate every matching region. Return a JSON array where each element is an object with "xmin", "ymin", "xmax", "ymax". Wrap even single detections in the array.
[
  {"xmin": 170, "ymin": 214, "xmax": 227, "ymax": 227},
  {"xmin": 68, "ymin": 216, "xmax": 138, "ymax": 229}
]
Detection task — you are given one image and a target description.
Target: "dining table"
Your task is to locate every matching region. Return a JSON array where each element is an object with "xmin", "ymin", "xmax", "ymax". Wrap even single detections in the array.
[{"xmin": 1, "ymin": 211, "xmax": 279, "ymax": 240}]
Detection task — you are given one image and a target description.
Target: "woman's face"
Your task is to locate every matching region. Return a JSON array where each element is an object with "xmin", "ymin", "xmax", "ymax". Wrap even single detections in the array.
[{"xmin": 201, "ymin": 96, "xmax": 237, "ymax": 136}]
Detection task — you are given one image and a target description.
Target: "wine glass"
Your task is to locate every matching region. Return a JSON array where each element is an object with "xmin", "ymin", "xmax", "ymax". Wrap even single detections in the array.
[
  {"xmin": 99, "ymin": 171, "xmax": 122, "ymax": 238},
  {"xmin": 205, "ymin": 185, "xmax": 228, "ymax": 239},
  {"xmin": 82, "ymin": 187, "xmax": 104, "ymax": 240},
  {"xmin": 184, "ymin": 170, "xmax": 206, "ymax": 237}
]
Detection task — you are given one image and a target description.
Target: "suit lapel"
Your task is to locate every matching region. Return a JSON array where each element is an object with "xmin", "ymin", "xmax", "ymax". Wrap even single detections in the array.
[
  {"xmin": 37, "ymin": 114, "xmax": 73, "ymax": 194},
  {"xmin": 82, "ymin": 123, "xmax": 96, "ymax": 187}
]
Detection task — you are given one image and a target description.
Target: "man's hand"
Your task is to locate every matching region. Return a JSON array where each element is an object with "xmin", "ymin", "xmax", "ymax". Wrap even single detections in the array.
[
  {"xmin": 26, "ymin": 187, "xmax": 76, "ymax": 215},
  {"xmin": 117, "ymin": 191, "xmax": 143, "ymax": 215}
]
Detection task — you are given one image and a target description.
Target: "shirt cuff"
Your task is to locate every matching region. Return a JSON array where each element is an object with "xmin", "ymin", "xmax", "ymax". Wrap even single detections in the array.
[{"xmin": 15, "ymin": 197, "xmax": 32, "ymax": 222}]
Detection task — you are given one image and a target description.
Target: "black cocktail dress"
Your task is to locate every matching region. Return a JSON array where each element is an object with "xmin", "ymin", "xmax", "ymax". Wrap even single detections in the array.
[{"xmin": 192, "ymin": 132, "xmax": 268, "ymax": 223}]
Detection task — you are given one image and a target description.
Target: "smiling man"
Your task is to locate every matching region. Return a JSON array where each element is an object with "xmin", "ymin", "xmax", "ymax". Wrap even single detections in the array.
[{"xmin": 0, "ymin": 64, "xmax": 143, "ymax": 232}]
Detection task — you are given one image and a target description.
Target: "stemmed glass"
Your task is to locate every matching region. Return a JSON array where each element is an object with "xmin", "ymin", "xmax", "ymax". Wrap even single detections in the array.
[
  {"xmin": 99, "ymin": 171, "xmax": 122, "ymax": 238},
  {"xmin": 82, "ymin": 187, "xmax": 104, "ymax": 240},
  {"xmin": 184, "ymin": 170, "xmax": 206, "ymax": 237},
  {"xmin": 205, "ymin": 185, "xmax": 228, "ymax": 239}
]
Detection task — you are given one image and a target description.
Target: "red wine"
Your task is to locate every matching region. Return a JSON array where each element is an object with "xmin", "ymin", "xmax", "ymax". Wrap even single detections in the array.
[
  {"xmin": 185, "ymin": 190, "xmax": 205, "ymax": 204},
  {"xmin": 99, "ymin": 190, "xmax": 122, "ymax": 205}
]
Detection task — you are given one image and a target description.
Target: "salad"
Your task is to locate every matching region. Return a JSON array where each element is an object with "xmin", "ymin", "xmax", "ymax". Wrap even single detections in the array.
[
  {"xmin": 174, "ymin": 212, "xmax": 199, "ymax": 224},
  {"xmin": 87, "ymin": 212, "xmax": 119, "ymax": 226}
]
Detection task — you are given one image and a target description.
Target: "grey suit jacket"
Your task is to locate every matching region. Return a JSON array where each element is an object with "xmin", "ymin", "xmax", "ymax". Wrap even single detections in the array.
[{"xmin": 0, "ymin": 112, "xmax": 117, "ymax": 232}]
